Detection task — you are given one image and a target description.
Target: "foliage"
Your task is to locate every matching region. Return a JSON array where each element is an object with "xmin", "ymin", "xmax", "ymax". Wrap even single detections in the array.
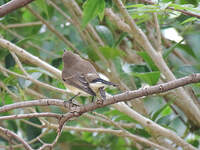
[{"xmin": 0, "ymin": 0, "xmax": 200, "ymax": 149}]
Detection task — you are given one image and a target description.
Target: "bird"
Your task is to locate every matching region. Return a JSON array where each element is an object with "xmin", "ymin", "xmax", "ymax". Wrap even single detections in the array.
[{"xmin": 61, "ymin": 50, "xmax": 117, "ymax": 102}]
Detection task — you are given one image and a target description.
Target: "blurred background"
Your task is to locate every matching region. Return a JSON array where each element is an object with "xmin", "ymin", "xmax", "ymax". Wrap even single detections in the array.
[{"xmin": 0, "ymin": 0, "xmax": 200, "ymax": 149}]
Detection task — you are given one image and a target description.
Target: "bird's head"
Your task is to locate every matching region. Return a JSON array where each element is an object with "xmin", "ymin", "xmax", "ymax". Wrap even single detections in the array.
[{"xmin": 62, "ymin": 50, "xmax": 81, "ymax": 67}]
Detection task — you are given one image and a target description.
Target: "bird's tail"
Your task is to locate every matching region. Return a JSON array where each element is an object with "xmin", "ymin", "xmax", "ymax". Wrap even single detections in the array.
[{"xmin": 91, "ymin": 78, "xmax": 117, "ymax": 87}]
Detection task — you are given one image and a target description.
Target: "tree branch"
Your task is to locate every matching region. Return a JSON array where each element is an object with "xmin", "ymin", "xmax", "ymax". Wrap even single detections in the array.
[
  {"xmin": 0, "ymin": 0, "xmax": 35, "ymax": 17},
  {"xmin": 0, "ymin": 126, "xmax": 33, "ymax": 150},
  {"xmin": 112, "ymin": 0, "xmax": 200, "ymax": 126},
  {"xmin": 0, "ymin": 112, "xmax": 61, "ymax": 121},
  {"xmin": 0, "ymin": 74, "xmax": 199, "ymax": 149},
  {"xmin": 0, "ymin": 37, "xmax": 61, "ymax": 78},
  {"xmin": 25, "ymin": 5, "xmax": 80, "ymax": 55},
  {"xmin": 142, "ymin": 0, "xmax": 200, "ymax": 19},
  {"xmin": 1, "ymin": 73, "xmax": 200, "ymax": 114}
]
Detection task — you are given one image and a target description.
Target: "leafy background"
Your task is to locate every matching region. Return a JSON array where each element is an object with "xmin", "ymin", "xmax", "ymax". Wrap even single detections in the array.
[{"xmin": 0, "ymin": 0, "xmax": 200, "ymax": 149}]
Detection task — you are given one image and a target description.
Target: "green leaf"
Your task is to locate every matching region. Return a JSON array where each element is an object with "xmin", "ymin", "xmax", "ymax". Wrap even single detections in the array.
[
  {"xmin": 5, "ymin": 53, "xmax": 15, "ymax": 69},
  {"xmin": 35, "ymin": 0, "xmax": 49, "ymax": 18},
  {"xmin": 181, "ymin": 17, "xmax": 198, "ymax": 24},
  {"xmin": 7, "ymin": 120, "xmax": 18, "ymax": 133},
  {"xmin": 82, "ymin": 0, "xmax": 105, "ymax": 28},
  {"xmin": 160, "ymin": 2, "xmax": 172, "ymax": 10},
  {"xmin": 16, "ymin": 37, "xmax": 36, "ymax": 46},
  {"xmin": 157, "ymin": 115, "xmax": 173, "ymax": 126},
  {"xmin": 113, "ymin": 32, "xmax": 128, "ymax": 48},
  {"xmin": 185, "ymin": 33, "xmax": 200, "ymax": 60},
  {"xmin": 169, "ymin": 117, "xmax": 186, "ymax": 136},
  {"xmin": 18, "ymin": 72, "xmax": 42, "ymax": 88},
  {"xmin": 137, "ymin": 51, "xmax": 158, "ymax": 71},
  {"xmin": 22, "ymin": 10, "xmax": 36, "ymax": 22},
  {"xmin": 126, "ymin": 4, "xmax": 146, "ymax": 8},
  {"xmin": 152, "ymin": 100, "xmax": 173, "ymax": 121},
  {"xmin": 25, "ymin": 67, "xmax": 54, "ymax": 77},
  {"xmin": 25, "ymin": 118, "xmax": 41, "ymax": 141},
  {"xmin": 133, "ymin": 128, "xmax": 151, "ymax": 138},
  {"xmin": 132, "ymin": 71, "xmax": 160, "ymax": 85},
  {"xmin": 99, "ymin": 46, "xmax": 125, "ymax": 59},
  {"xmin": 177, "ymin": 44, "xmax": 196, "ymax": 58},
  {"xmin": 129, "ymin": 64, "xmax": 150, "ymax": 73},
  {"xmin": 163, "ymin": 39, "xmax": 184, "ymax": 59},
  {"xmin": 95, "ymin": 25, "xmax": 114, "ymax": 47},
  {"xmin": 174, "ymin": 65, "xmax": 200, "ymax": 78},
  {"xmin": 4, "ymin": 94, "xmax": 13, "ymax": 105},
  {"xmin": 162, "ymin": 106, "xmax": 172, "ymax": 116}
]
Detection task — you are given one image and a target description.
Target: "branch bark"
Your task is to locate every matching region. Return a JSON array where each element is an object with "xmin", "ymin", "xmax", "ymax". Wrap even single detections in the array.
[
  {"xmin": 1, "ymin": 73, "xmax": 199, "ymax": 149},
  {"xmin": 0, "ymin": 0, "xmax": 35, "ymax": 17},
  {"xmin": 0, "ymin": 126, "xmax": 33, "ymax": 150}
]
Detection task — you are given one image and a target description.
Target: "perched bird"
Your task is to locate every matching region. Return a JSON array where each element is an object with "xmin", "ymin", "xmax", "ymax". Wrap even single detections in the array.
[{"xmin": 62, "ymin": 50, "xmax": 116, "ymax": 101}]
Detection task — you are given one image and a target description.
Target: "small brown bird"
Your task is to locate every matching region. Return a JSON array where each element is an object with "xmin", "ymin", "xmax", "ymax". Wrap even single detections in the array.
[{"xmin": 62, "ymin": 50, "xmax": 116, "ymax": 101}]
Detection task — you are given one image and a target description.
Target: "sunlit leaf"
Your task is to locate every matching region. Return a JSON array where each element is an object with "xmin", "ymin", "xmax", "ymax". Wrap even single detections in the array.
[
  {"xmin": 152, "ymin": 100, "xmax": 173, "ymax": 121},
  {"xmin": 137, "ymin": 51, "xmax": 158, "ymax": 71},
  {"xmin": 95, "ymin": 25, "xmax": 114, "ymax": 47},
  {"xmin": 132, "ymin": 71, "xmax": 160, "ymax": 85},
  {"xmin": 99, "ymin": 46, "xmax": 125, "ymax": 59},
  {"xmin": 82, "ymin": 0, "xmax": 105, "ymax": 28}
]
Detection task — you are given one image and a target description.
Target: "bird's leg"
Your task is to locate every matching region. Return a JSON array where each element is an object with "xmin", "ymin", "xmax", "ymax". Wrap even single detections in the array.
[
  {"xmin": 99, "ymin": 87, "xmax": 106, "ymax": 100},
  {"xmin": 97, "ymin": 87, "xmax": 106, "ymax": 105},
  {"xmin": 64, "ymin": 93, "xmax": 80, "ymax": 108},
  {"xmin": 91, "ymin": 96, "xmax": 95, "ymax": 102},
  {"xmin": 68, "ymin": 93, "xmax": 80, "ymax": 103}
]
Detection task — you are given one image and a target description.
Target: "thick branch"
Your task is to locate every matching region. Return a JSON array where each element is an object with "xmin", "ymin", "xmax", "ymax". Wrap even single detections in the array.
[
  {"xmin": 0, "ymin": 74, "xmax": 199, "ymax": 149},
  {"xmin": 1, "ymin": 74, "xmax": 200, "ymax": 114},
  {"xmin": 0, "ymin": 0, "xmax": 35, "ymax": 17}
]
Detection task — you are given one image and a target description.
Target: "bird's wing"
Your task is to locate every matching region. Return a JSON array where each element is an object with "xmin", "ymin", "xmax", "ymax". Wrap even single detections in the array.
[
  {"xmin": 62, "ymin": 73, "xmax": 96, "ymax": 96},
  {"xmin": 72, "ymin": 60, "xmax": 100, "ymax": 82},
  {"xmin": 77, "ymin": 60, "xmax": 116, "ymax": 87},
  {"xmin": 90, "ymin": 78, "xmax": 117, "ymax": 87}
]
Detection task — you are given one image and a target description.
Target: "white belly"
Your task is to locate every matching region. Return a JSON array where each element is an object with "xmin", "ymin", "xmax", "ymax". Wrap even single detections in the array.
[
  {"xmin": 89, "ymin": 82, "xmax": 105, "ymax": 91},
  {"xmin": 64, "ymin": 83, "xmax": 90, "ymax": 96},
  {"xmin": 64, "ymin": 82, "xmax": 105, "ymax": 96}
]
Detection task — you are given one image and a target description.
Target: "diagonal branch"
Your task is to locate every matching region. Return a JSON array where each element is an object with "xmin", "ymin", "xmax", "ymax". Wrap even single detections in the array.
[
  {"xmin": 0, "ymin": 0, "xmax": 35, "ymax": 17},
  {"xmin": 142, "ymin": 0, "xmax": 200, "ymax": 19},
  {"xmin": 0, "ymin": 126, "xmax": 33, "ymax": 150},
  {"xmin": 112, "ymin": 0, "xmax": 200, "ymax": 126}
]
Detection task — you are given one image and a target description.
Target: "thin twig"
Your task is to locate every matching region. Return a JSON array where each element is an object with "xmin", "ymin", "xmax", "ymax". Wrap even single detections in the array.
[
  {"xmin": 26, "ymin": 5, "xmax": 80, "ymax": 54},
  {"xmin": 0, "ymin": 23, "xmax": 59, "ymax": 58},
  {"xmin": 0, "ymin": 63, "xmax": 67, "ymax": 94},
  {"xmin": 5, "ymin": 21, "xmax": 42, "ymax": 28},
  {"xmin": 153, "ymin": 13, "xmax": 162, "ymax": 52},
  {"xmin": 0, "ymin": 112, "xmax": 61, "ymax": 121},
  {"xmin": 142, "ymin": 0, "xmax": 200, "ymax": 19}
]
